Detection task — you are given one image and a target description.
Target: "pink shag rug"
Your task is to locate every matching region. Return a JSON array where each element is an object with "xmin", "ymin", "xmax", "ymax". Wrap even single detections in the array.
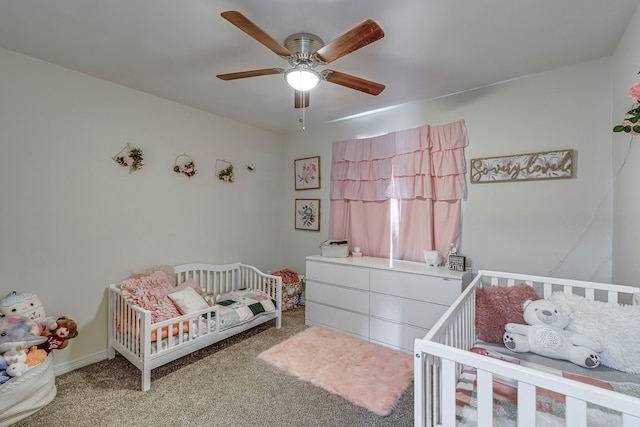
[{"xmin": 258, "ymin": 326, "xmax": 413, "ymax": 416}]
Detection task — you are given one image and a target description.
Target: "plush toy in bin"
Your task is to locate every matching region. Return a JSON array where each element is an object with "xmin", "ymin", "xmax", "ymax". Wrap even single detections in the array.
[
  {"xmin": 0, "ymin": 356, "xmax": 10, "ymax": 384},
  {"xmin": 40, "ymin": 315, "xmax": 79, "ymax": 353},
  {"xmin": 503, "ymin": 298, "xmax": 603, "ymax": 368},
  {"xmin": 0, "ymin": 316, "xmax": 47, "ymax": 353},
  {"xmin": 25, "ymin": 346, "xmax": 47, "ymax": 367},
  {"xmin": 0, "ymin": 290, "xmax": 57, "ymax": 334}
]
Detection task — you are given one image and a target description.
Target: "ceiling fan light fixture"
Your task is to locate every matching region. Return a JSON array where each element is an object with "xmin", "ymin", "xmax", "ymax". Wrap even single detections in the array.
[{"xmin": 285, "ymin": 67, "xmax": 320, "ymax": 91}]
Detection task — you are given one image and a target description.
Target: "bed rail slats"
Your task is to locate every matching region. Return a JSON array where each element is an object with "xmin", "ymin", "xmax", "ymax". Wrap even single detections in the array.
[{"xmin": 415, "ymin": 270, "xmax": 640, "ymax": 427}]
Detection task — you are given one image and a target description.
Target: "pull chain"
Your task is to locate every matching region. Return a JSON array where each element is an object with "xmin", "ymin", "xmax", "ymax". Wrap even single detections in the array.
[{"xmin": 300, "ymin": 90, "xmax": 306, "ymax": 131}]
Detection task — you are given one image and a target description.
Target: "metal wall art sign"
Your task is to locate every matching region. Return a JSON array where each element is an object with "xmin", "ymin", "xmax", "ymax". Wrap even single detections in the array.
[{"xmin": 470, "ymin": 149, "xmax": 573, "ymax": 183}]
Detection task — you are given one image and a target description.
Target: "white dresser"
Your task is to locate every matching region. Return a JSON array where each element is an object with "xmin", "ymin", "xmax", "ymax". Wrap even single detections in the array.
[{"xmin": 304, "ymin": 255, "xmax": 472, "ymax": 352}]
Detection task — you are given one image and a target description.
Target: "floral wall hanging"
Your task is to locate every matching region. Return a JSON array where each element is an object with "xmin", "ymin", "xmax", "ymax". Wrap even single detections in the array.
[
  {"xmin": 613, "ymin": 71, "xmax": 640, "ymax": 135},
  {"xmin": 294, "ymin": 156, "xmax": 320, "ymax": 190},
  {"xmin": 113, "ymin": 142, "xmax": 144, "ymax": 173},
  {"xmin": 173, "ymin": 153, "xmax": 197, "ymax": 178},
  {"xmin": 295, "ymin": 199, "xmax": 320, "ymax": 231},
  {"xmin": 216, "ymin": 159, "xmax": 234, "ymax": 183}
]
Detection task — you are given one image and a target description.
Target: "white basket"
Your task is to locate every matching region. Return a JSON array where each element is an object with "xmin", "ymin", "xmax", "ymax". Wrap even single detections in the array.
[{"xmin": 320, "ymin": 240, "xmax": 350, "ymax": 257}]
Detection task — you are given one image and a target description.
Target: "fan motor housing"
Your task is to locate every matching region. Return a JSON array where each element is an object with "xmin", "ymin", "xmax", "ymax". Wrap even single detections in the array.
[{"xmin": 284, "ymin": 33, "xmax": 324, "ymax": 66}]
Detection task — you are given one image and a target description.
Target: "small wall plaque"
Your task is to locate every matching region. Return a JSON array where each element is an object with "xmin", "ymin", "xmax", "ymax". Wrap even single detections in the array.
[{"xmin": 448, "ymin": 255, "xmax": 466, "ymax": 272}]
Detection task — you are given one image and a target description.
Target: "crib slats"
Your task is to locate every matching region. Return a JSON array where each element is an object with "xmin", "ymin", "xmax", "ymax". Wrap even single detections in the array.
[
  {"xmin": 517, "ymin": 382, "xmax": 536, "ymax": 427},
  {"xmin": 622, "ymin": 413, "xmax": 640, "ymax": 427},
  {"xmin": 566, "ymin": 396, "xmax": 587, "ymax": 427},
  {"xmin": 476, "ymin": 370, "xmax": 493, "ymax": 427},
  {"xmin": 585, "ymin": 287, "xmax": 595, "ymax": 301},
  {"xmin": 441, "ymin": 359, "xmax": 457, "ymax": 427},
  {"xmin": 544, "ymin": 282, "xmax": 552, "ymax": 297}
]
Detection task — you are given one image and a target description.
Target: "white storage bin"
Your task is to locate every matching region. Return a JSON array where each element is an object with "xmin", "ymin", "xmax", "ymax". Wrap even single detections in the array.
[
  {"xmin": 0, "ymin": 353, "xmax": 56, "ymax": 426},
  {"xmin": 320, "ymin": 240, "xmax": 350, "ymax": 257}
]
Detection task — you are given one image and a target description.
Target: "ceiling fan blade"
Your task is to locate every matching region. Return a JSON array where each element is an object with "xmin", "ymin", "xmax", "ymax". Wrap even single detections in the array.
[
  {"xmin": 294, "ymin": 90, "xmax": 310, "ymax": 109},
  {"xmin": 217, "ymin": 68, "xmax": 284, "ymax": 81},
  {"xmin": 322, "ymin": 70, "xmax": 385, "ymax": 95},
  {"xmin": 315, "ymin": 19, "xmax": 384, "ymax": 64},
  {"xmin": 221, "ymin": 11, "xmax": 292, "ymax": 58}
]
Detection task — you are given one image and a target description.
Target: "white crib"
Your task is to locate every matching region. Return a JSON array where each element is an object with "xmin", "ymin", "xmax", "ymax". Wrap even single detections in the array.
[
  {"xmin": 108, "ymin": 262, "xmax": 282, "ymax": 391},
  {"xmin": 414, "ymin": 270, "xmax": 640, "ymax": 427}
]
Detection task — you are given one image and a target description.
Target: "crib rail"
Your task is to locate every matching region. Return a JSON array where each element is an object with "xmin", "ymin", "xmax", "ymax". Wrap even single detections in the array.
[
  {"xmin": 414, "ymin": 270, "xmax": 640, "ymax": 427},
  {"xmin": 479, "ymin": 269, "xmax": 639, "ymax": 304},
  {"xmin": 422, "ymin": 341, "xmax": 640, "ymax": 427}
]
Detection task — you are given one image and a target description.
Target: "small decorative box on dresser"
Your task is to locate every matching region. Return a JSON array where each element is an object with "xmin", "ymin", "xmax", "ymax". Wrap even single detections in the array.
[{"xmin": 304, "ymin": 255, "xmax": 472, "ymax": 352}]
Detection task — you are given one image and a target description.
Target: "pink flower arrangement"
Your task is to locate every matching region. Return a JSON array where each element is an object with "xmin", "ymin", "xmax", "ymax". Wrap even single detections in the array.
[
  {"xmin": 217, "ymin": 164, "xmax": 234, "ymax": 183},
  {"xmin": 113, "ymin": 145, "xmax": 144, "ymax": 173},
  {"xmin": 613, "ymin": 73, "xmax": 640, "ymax": 135},
  {"xmin": 630, "ymin": 81, "xmax": 640, "ymax": 101},
  {"xmin": 174, "ymin": 161, "xmax": 197, "ymax": 178}
]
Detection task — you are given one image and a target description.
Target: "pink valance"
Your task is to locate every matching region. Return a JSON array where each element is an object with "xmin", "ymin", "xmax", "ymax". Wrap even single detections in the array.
[{"xmin": 330, "ymin": 120, "xmax": 468, "ymax": 202}]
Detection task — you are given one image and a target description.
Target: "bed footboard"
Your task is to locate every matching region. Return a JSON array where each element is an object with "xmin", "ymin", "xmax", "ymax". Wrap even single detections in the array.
[
  {"xmin": 414, "ymin": 270, "xmax": 640, "ymax": 427},
  {"xmin": 108, "ymin": 262, "xmax": 282, "ymax": 391}
]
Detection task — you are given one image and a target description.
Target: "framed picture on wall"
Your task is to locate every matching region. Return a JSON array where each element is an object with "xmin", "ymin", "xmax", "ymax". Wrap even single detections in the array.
[
  {"xmin": 295, "ymin": 199, "xmax": 320, "ymax": 231},
  {"xmin": 294, "ymin": 156, "xmax": 320, "ymax": 190}
]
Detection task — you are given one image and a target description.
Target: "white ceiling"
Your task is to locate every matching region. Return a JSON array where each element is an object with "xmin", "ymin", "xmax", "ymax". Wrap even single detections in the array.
[{"xmin": 0, "ymin": 0, "xmax": 638, "ymax": 133}]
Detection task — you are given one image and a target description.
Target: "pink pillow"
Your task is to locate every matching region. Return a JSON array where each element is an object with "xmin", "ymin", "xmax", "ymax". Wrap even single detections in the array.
[
  {"xmin": 475, "ymin": 284, "xmax": 540, "ymax": 343},
  {"xmin": 120, "ymin": 271, "xmax": 195, "ymax": 323}
]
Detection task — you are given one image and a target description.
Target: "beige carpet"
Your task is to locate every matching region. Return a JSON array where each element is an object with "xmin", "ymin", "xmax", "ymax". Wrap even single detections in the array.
[
  {"xmin": 259, "ymin": 326, "xmax": 413, "ymax": 416},
  {"xmin": 12, "ymin": 306, "xmax": 414, "ymax": 427}
]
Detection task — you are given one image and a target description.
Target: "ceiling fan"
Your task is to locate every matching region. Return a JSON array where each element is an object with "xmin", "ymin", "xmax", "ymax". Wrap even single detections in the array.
[{"xmin": 216, "ymin": 11, "xmax": 385, "ymax": 109}]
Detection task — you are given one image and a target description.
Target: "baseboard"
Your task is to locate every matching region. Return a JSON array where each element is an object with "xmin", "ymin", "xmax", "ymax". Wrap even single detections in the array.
[{"xmin": 53, "ymin": 350, "xmax": 108, "ymax": 376}]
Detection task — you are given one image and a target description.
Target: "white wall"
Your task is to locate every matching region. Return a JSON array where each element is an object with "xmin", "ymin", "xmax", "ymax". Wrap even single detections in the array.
[
  {"xmin": 612, "ymin": 5, "xmax": 640, "ymax": 286},
  {"xmin": 2, "ymin": 7, "xmax": 636, "ymax": 370},
  {"xmin": 0, "ymin": 48, "xmax": 286, "ymax": 367},
  {"xmin": 282, "ymin": 57, "xmax": 614, "ymax": 283}
]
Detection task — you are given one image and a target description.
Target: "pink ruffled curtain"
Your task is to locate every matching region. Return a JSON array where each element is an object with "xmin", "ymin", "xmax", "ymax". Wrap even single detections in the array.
[{"xmin": 329, "ymin": 120, "xmax": 468, "ymax": 262}]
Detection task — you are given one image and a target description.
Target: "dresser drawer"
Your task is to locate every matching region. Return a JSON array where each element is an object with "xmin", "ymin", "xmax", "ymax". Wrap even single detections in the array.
[
  {"xmin": 370, "ymin": 269, "xmax": 462, "ymax": 305},
  {"xmin": 305, "ymin": 301, "xmax": 369, "ymax": 339},
  {"xmin": 370, "ymin": 292, "xmax": 448, "ymax": 329},
  {"xmin": 369, "ymin": 317, "xmax": 427, "ymax": 352},
  {"xmin": 306, "ymin": 281, "xmax": 369, "ymax": 314},
  {"xmin": 306, "ymin": 260, "xmax": 369, "ymax": 291}
]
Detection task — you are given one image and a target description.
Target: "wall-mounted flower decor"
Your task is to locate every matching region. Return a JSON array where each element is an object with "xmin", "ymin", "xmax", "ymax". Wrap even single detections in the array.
[
  {"xmin": 613, "ymin": 71, "xmax": 640, "ymax": 135},
  {"xmin": 113, "ymin": 143, "xmax": 144, "ymax": 173},
  {"xmin": 216, "ymin": 159, "xmax": 234, "ymax": 183},
  {"xmin": 173, "ymin": 153, "xmax": 197, "ymax": 178}
]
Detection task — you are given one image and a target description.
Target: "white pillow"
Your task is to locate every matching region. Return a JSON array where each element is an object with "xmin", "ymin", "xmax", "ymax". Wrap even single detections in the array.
[
  {"xmin": 168, "ymin": 286, "xmax": 210, "ymax": 315},
  {"xmin": 549, "ymin": 292, "xmax": 640, "ymax": 374}
]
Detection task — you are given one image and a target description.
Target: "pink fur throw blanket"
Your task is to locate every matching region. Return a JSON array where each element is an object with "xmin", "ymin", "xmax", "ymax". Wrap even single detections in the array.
[
  {"xmin": 475, "ymin": 284, "xmax": 540, "ymax": 343},
  {"xmin": 120, "ymin": 269, "xmax": 194, "ymax": 324}
]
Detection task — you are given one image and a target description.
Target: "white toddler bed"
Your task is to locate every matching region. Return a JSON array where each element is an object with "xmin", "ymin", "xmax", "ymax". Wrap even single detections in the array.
[
  {"xmin": 108, "ymin": 262, "xmax": 282, "ymax": 391},
  {"xmin": 414, "ymin": 270, "xmax": 640, "ymax": 427}
]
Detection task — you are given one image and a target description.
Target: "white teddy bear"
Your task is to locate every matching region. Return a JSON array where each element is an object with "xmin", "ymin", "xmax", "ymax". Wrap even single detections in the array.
[{"xmin": 503, "ymin": 299, "xmax": 603, "ymax": 368}]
